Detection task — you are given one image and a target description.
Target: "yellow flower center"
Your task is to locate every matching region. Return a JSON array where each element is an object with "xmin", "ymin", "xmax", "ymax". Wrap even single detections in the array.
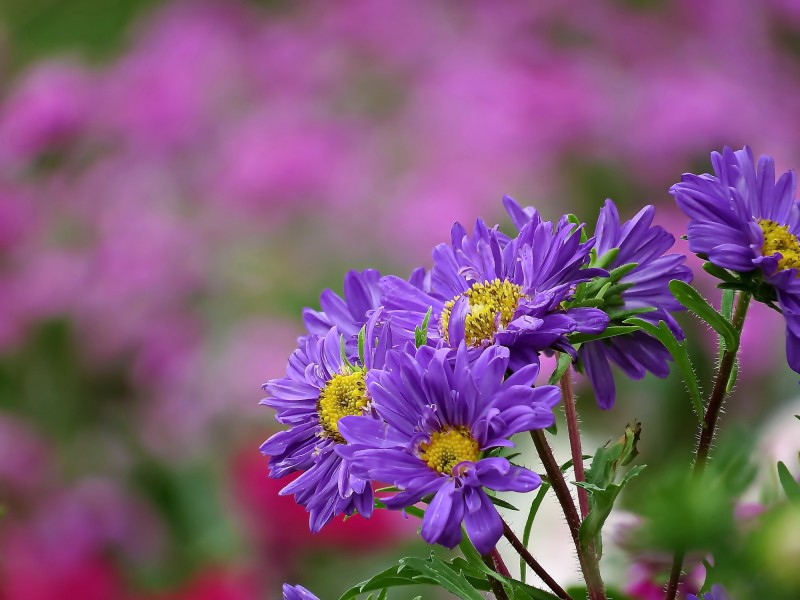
[
  {"xmin": 418, "ymin": 427, "xmax": 481, "ymax": 475},
  {"xmin": 759, "ymin": 219, "xmax": 800, "ymax": 273},
  {"xmin": 316, "ymin": 371, "xmax": 369, "ymax": 444},
  {"xmin": 439, "ymin": 278, "xmax": 523, "ymax": 347}
]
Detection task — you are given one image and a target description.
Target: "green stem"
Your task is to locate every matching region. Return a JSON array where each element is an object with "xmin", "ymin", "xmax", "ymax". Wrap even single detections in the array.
[
  {"xmin": 664, "ymin": 292, "xmax": 751, "ymax": 600},
  {"xmin": 531, "ymin": 429, "xmax": 606, "ymax": 600}
]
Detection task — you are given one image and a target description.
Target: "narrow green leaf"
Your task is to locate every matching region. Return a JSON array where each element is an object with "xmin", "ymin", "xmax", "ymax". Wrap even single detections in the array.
[
  {"xmin": 777, "ymin": 461, "xmax": 800, "ymax": 502},
  {"xmin": 520, "ymin": 483, "xmax": 550, "ymax": 583},
  {"xmin": 669, "ymin": 280, "xmax": 738, "ymax": 351},
  {"xmin": 625, "ymin": 317, "xmax": 703, "ymax": 421},
  {"xmin": 569, "ymin": 325, "xmax": 639, "ymax": 345},
  {"xmin": 604, "ymin": 306, "xmax": 657, "ymax": 321},
  {"xmin": 486, "ymin": 495, "xmax": 519, "ymax": 512}
]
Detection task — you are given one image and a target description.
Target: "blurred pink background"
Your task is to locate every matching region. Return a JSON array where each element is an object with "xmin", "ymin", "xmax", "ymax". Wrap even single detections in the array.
[{"xmin": 1, "ymin": 1, "xmax": 800, "ymax": 597}]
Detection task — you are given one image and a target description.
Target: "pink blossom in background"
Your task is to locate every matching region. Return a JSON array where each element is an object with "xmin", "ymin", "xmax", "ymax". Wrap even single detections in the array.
[
  {"xmin": 0, "ymin": 63, "xmax": 93, "ymax": 168},
  {"xmin": 0, "ymin": 416, "xmax": 50, "ymax": 495}
]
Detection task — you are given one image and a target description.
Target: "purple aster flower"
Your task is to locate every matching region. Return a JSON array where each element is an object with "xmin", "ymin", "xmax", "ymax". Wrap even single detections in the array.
[
  {"xmin": 283, "ymin": 583, "xmax": 320, "ymax": 600},
  {"xmin": 578, "ymin": 199, "xmax": 693, "ymax": 409},
  {"xmin": 259, "ymin": 316, "xmax": 390, "ymax": 532},
  {"xmin": 688, "ymin": 584, "xmax": 730, "ymax": 600},
  {"xmin": 337, "ymin": 342, "xmax": 560, "ymax": 555},
  {"xmin": 380, "ymin": 196, "xmax": 608, "ymax": 371},
  {"xmin": 302, "ymin": 268, "xmax": 383, "ymax": 340},
  {"xmin": 671, "ymin": 146, "xmax": 800, "ymax": 372}
]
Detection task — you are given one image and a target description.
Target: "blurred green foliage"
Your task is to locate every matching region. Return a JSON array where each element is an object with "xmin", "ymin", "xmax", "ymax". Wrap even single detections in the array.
[{"xmin": 0, "ymin": 0, "xmax": 160, "ymax": 70}]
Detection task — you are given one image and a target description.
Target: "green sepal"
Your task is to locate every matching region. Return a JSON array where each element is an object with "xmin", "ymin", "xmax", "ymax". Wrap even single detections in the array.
[
  {"xmin": 415, "ymin": 306, "xmax": 433, "ymax": 348},
  {"xmin": 567, "ymin": 214, "xmax": 588, "ymax": 243},
  {"xmin": 592, "ymin": 247, "xmax": 620, "ymax": 270},
  {"xmin": 607, "ymin": 262, "xmax": 638, "ymax": 281},
  {"xmin": 703, "ymin": 261, "xmax": 737, "ymax": 282},
  {"xmin": 669, "ymin": 280, "xmax": 738, "ymax": 351},
  {"xmin": 340, "ymin": 334, "xmax": 358, "ymax": 371},
  {"xmin": 547, "ymin": 352, "xmax": 573, "ymax": 385},
  {"xmin": 357, "ymin": 325, "xmax": 366, "ymax": 365}
]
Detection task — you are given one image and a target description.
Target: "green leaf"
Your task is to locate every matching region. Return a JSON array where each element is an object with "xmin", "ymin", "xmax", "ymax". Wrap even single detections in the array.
[
  {"xmin": 569, "ymin": 325, "xmax": 640, "ymax": 345},
  {"xmin": 401, "ymin": 554, "xmax": 486, "ymax": 600},
  {"xmin": 777, "ymin": 461, "xmax": 800, "ymax": 502},
  {"xmin": 624, "ymin": 317, "xmax": 703, "ymax": 421},
  {"xmin": 415, "ymin": 307, "xmax": 433, "ymax": 348},
  {"xmin": 456, "ymin": 537, "xmax": 560, "ymax": 600},
  {"xmin": 578, "ymin": 465, "xmax": 646, "ymax": 555},
  {"xmin": 669, "ymin": 280, "xmax": 738, "ymax": 351},
  {"xmin": 338, "ymin": 563, "xmax": 431, "ymax": 600}
]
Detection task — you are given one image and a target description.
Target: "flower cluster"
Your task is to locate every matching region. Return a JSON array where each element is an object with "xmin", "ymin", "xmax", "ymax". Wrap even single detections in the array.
[{"xmin": 260, "ymin": 196, "xmax": 691, "ymax": 553}]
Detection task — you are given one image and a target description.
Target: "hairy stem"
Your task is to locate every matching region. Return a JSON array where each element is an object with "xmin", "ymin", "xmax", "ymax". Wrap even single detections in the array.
[
  {"xmin": 664, "ymin": 292, "xmax": 751, "ymax": 600},
  {"xmin": 502, "ymin": 519, "xmax": 572, "ymax": 600},
  {"xmin": 531, "ymin": 429, "xmax": 606, "ymax": 600},
  {"xmin": 561, "ymin": 366, "xmax": 589, "ymax": 519},
  {"xmin": 482, "ymin": 553, "xmax": 510, "ymax": 600},
  {"xmin": 490, "ymin": 546, "xmax": 511, "ymax": 578}
]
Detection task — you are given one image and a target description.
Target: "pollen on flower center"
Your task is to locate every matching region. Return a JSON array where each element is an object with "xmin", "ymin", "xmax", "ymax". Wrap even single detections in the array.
[
  {"xmin": 316, "ymin": 371, "xmax": 369, "ymax": 443},
  {"xmin": 418, "ymin": 427, "xmax": 480, "ymax": 475},
  {"xmin": 439, "ymin": 278, "xmax": 523, "ymax": 347},
  {"xmin": 759, "ymin": 219, "xmax": 800, "ymax": 273}
]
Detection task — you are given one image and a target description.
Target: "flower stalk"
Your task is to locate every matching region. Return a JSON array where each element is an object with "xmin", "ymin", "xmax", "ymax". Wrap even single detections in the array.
[
  {"xmin": 664, "ymin": 291, "xmax": 751, "ymax": 600},
  {"xmin": 561, "ymin": 366, "xmax": 589, "ymax": 519},
  {"xmin": 530, "ymin": 429, "xmax": 606, "ymax": 600}
]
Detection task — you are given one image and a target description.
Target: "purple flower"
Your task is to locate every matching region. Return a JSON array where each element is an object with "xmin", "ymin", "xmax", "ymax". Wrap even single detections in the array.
[
  {"xmin": 670, "ymin": 146, "xmax": 800, "ymax": 373},
  {"xmin": 259, "ymin": 319, "xmax": 390, "ymax": 532},
  {"xmin": 302, "ymin": 268, "xmax": 383, "ymax": 340},
  {"xmin": 337, "ymin": 343, "xmax": 559, "ymax": 554},
  {"xmin": 578, "ymin": 199, "xmax": 692, "ymax": 409},
  {"xmin": 283, "ymin": 583, "xmax": 320, "ymax": 600},
  {"xmin": 688, "ymin": 584, "xmax": 730, "ymax": 600},
  {"xmin": 380, "ymin": 197, "xmax": 608, "ymax": 371}
]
